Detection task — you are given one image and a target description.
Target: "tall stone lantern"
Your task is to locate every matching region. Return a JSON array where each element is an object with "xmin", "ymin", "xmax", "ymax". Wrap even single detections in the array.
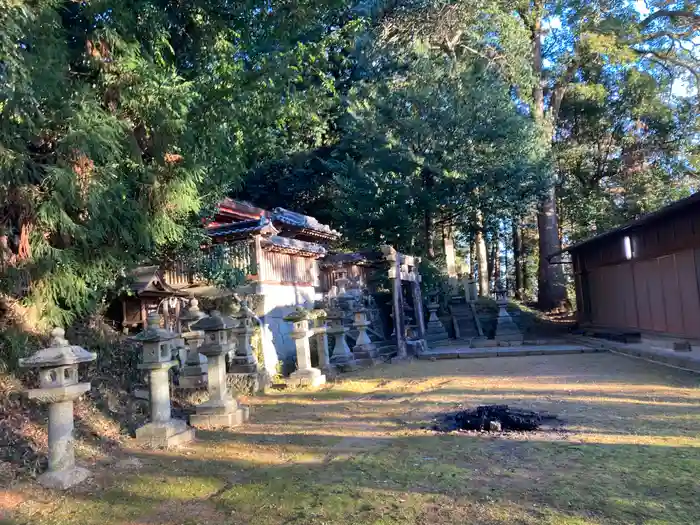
[
  {"xmin": 19, "ymin": 328, "xmax": 96, "ymax": 489},
  {"xmin": 326, "ymin": 308, "xmax": 357, "ymax": 370},
  {"xmin": 284, "ymin": 308, "xmax": 326, "ymax": 387},
  {"xmin": 229, "ymin": 301, "xmax": 258, "ymax": 374},
  {"xmin": 352, "ymin": 307, "xmax": 379, "ymax": 366},
  {"xmin": 190, "ymin": 311, "xmax": 249, "ymax": 428},
  {"xmin": 178, "ymin": 298, "xmax": 208, "ymax": 389},
  {"xmin": 130, "ymin": 313, "xmax": 194, "ymax": 447}
]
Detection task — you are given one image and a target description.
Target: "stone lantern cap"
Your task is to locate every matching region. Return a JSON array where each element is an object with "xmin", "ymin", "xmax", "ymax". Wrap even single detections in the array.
[
  {"xmin": 190, "ymin": 310, "xmax": 235, "ymax": 332},
  {"xmin": 19, "ymin": 328, "xmax": 96, "ymax": 369},
  {"xmin": 130, "ymin": 313, "xmax": 178, "ymax": 343},
  {"xmin": 179, "ymin": 298, "xmax": 207, "ymax": 324},
  {"xmin": 283, "ymin": 307, "xmax": 309, "ymax": 323}
]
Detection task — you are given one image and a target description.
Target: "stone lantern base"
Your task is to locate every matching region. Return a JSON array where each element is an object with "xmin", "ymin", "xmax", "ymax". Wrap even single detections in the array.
[
  {"xmin": 135, "ymin": 419, "xmax": 195, "ymax": 448},
  {"xmin": 39, "ymin": 465, "xmax": 91, "ymax": 490},
  {"xmin": 352, "ymin": 344, "xmax": 380, "ymax": 367},
  {"xmin": 288, "ymin": 367, "xmax": 326, "ymax": 387},
  {"xmin": 190, "ymin": 398, "xmax": 250, "ymax": 429}
]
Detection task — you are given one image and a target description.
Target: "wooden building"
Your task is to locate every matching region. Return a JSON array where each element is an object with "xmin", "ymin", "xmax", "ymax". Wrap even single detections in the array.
[{"xmin": 557, "ymin": 193, "xmax": 700, "ymax": 340}]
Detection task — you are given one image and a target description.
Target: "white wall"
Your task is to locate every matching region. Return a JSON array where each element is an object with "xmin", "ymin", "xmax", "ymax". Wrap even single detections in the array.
[{"xmin": 256, "ymin": 283, "xmax": 316, "ymax": 375}]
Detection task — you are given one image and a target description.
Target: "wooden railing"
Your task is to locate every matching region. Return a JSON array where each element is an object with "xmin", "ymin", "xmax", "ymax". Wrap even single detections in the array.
[{"xmin": 161, "ymin": 240, "xmax": 256, "ymax": 289}]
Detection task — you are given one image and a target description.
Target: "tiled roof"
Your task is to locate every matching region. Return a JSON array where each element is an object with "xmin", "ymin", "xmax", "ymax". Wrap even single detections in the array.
[
  {"xmin": 261, "ymin": 235, "xmax": 327, "ymax": 257},
  {"xmin": 207, "ymin": 217, "xmax": 278, "ymax": 239},
  {"xmin": 271, "ymin": 208, "xmax": 341, "ymax": 240}
]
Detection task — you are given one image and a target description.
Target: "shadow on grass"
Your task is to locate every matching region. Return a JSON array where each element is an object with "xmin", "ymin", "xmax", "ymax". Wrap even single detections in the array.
[{"xmin": 8, "ymin": 430, "xmax": 697, "ymax": 525}]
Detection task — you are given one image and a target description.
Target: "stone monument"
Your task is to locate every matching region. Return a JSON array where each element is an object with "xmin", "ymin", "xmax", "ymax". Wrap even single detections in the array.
[
  {"xmin": 131, "ymin": 313, "xmax": 195, "ymax": 447},
  {"xmin": 19, "ymin": 328, "xmax": 96, "ymax": 489},
  {"xmin": 190, "ymin": 311, "xmax": 249, "ymax": 428},
  {"xmin": 285, "ymin": 308, "xmax": 326, "ymax": 387}
]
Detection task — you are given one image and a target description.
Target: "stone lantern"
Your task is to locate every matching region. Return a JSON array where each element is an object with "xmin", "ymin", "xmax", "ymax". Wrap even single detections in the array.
[
  {"xmin": 229, "ymin": 301, "xmax": 258, "ymax": 374},
  {"xmin": 351, "ymin": 307, "xmax": 379, "ymax": 366},
  {"xmin": 130, "ymin": 313, "xmax": 194, "ymax": 447},
  {"xmin": 309, "ymin": 309, "xmax": 332, "ymax": 376},
  {"xmin": 19, "ymin": 328, "xmax": 96, "ymax": 489},
  {"xmin": 284, "ymin": 308, "xmax": 326, "ymax": 387},
  {"xmin": 326, "ymin": 308, "xmax": 357, "ymax": 370},
  {"xmin": 178, "ymin": 298, "xmax": 208, "ymax": 389},
  {"xmin": 190, "ymin": 311, "xmax": 249, "ymax": 428},
  {"xmin": 425, "ymin": 292, "xmax": 448, "ymax": 343}
]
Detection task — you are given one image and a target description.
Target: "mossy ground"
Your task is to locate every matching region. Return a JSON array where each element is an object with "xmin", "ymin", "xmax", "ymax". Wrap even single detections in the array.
[{"xmin": 3, "ymin": 353, "xmax": 700, "ymax": 525}]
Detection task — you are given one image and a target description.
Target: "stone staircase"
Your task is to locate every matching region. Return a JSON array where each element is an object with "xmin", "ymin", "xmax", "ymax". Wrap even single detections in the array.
[{"xmin": 450, "ymin": 300, "xmax": 481, "ymax": 340}]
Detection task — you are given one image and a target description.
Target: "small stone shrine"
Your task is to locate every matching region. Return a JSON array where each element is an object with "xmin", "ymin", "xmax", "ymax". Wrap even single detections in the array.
[
  {"xmin": 190, "ymin": 311, "xmax": 249, "ymax": 427},
  {"xmin": 178, "ymin": 298, "xmax": 207, "ymax": 389},
  {"xmin": 131, "ymin": 313, "xmax": 195, "ymax": 447},
  {"xmin": 285, "ymin": 308, "xmax": 326, "ymax": 387},
  {"xmin": 19, "ymin": 328, "xmax": 96, "ymax": 489}
]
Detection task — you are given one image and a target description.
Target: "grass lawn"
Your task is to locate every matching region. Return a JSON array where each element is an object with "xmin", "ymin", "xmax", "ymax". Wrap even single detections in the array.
[{"xmin": 2, "ymin": 353, "xmax": 700, "ymax": 525}]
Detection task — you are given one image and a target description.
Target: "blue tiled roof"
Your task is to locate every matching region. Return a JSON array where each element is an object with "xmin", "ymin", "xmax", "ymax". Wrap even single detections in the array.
[
  {"xmin": 207, "ymin": 217, "xmax": 275, "ymax": 238},
  {"xmin": 262, "ymin": 235, "xmax": 327, "ymax": 257},
  {"xmin": 271, "ymin": 208, "xmax": 341, "ymax": 239}
]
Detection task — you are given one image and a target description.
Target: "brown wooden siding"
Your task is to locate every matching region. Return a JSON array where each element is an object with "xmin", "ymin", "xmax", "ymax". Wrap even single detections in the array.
[
  {"xmin": 259, "ymin": 250, "xmax": 319, "ymax": 285},
  {"xmin": 575, "ymin": 204, "xmax": 700, "ymax": 339}
]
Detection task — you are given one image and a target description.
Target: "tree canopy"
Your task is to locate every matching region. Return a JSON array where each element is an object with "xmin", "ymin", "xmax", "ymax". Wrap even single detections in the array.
[{"xmin": 2, "ymin": 0, "xmax": 699, "ymax": 323}]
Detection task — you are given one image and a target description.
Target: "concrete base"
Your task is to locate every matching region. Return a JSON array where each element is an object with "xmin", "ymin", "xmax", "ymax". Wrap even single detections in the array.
[
  {"xmin": 38, "ymin": 466, "xmax": 91, "ymax": 490},
  {"xmin": 178, "ymin": 374, "xmax": 207, "ymax": 389},
  {"xmin": 190, "ymin": 408, "xmax": 247, "ymax": 428},
  {"xmin": 471, "ymin": 338, "xmax": 498, "ymax": 348},
  {"xmin": 288, "ymin": 368, "xmax": 326, "ymax": 387},
  {"xmin": 190, "ymin": 397, "xmax": 248, "ymax": 429},
  {"xmin": 135, "ymin": 419, "xmax": 195, "ymax": 448},
  {"xmin": 497, "ymin": 339, "xmax": 523, "ymax": 346},
  {"xmin": 228, "ymin": 363, "xmax": 258, "ymax": 373}
]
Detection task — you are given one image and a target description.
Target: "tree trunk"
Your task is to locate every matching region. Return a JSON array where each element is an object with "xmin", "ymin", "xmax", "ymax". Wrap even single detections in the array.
[
  {"xmin": 475, "ymin": 212, "xmax": 489, "ymax": 297},
  {"xmin": 423, "ymin": 168, "xmax": 435, "ymax": 259},
  {"xmin": 424, "ymin": 209, "xmax": 435, "ymax": 259},
  {"xmin": 513, "ymin": 220, "xmax": 523, "ymax": 301},
  {"xmin": 491, "ymin": 233, "xmax": 500, "ymax": 290},
  {"xmin": 537, "ymin": 186, "xmax": 567, "ymax": 310},
  {"xmin": 470, "ymin": 239, "xmax": 476, "ymax": 281},
  {"xmin": 530, "ymin": 13, "xmax": 567, "ymax": 310}
]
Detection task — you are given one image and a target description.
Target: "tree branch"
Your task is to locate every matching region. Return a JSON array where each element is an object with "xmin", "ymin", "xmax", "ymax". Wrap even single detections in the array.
[{"xmin": 640, "ymin": 9, "xmax": 700, "ymax": 29}]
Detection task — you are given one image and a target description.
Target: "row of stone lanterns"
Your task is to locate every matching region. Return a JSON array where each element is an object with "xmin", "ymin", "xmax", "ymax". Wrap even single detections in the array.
[{"xmin": 18, "ymin": 303, "xmax": 252, "ymax": 490}]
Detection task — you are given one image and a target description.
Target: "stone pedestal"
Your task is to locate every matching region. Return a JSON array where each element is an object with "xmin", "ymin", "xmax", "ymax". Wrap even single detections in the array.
[
  {"xmin": 285, "ymin": 309, "xmax": 326, "ymax": 387},
  {"xmin": 326, "ymin": 309, "xmax": 358, "ymax": 371},
  {"xmin": 190, "ymin": 312, "xmax": 249, "ymax": 428},
  {"xmin": 425, "ymin": 301, "xmax": 449, "ymax": 343},
  {"xmin": 352, "ymin": 307, "xmax": 379, "ymax": 366},
  {"xmin": 19, "ymin": 328, "xmax": 97, "ymax": 489},
  {"xmin": 132, "ymin": 314, "xmax": 194, "ymax": 447}
]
